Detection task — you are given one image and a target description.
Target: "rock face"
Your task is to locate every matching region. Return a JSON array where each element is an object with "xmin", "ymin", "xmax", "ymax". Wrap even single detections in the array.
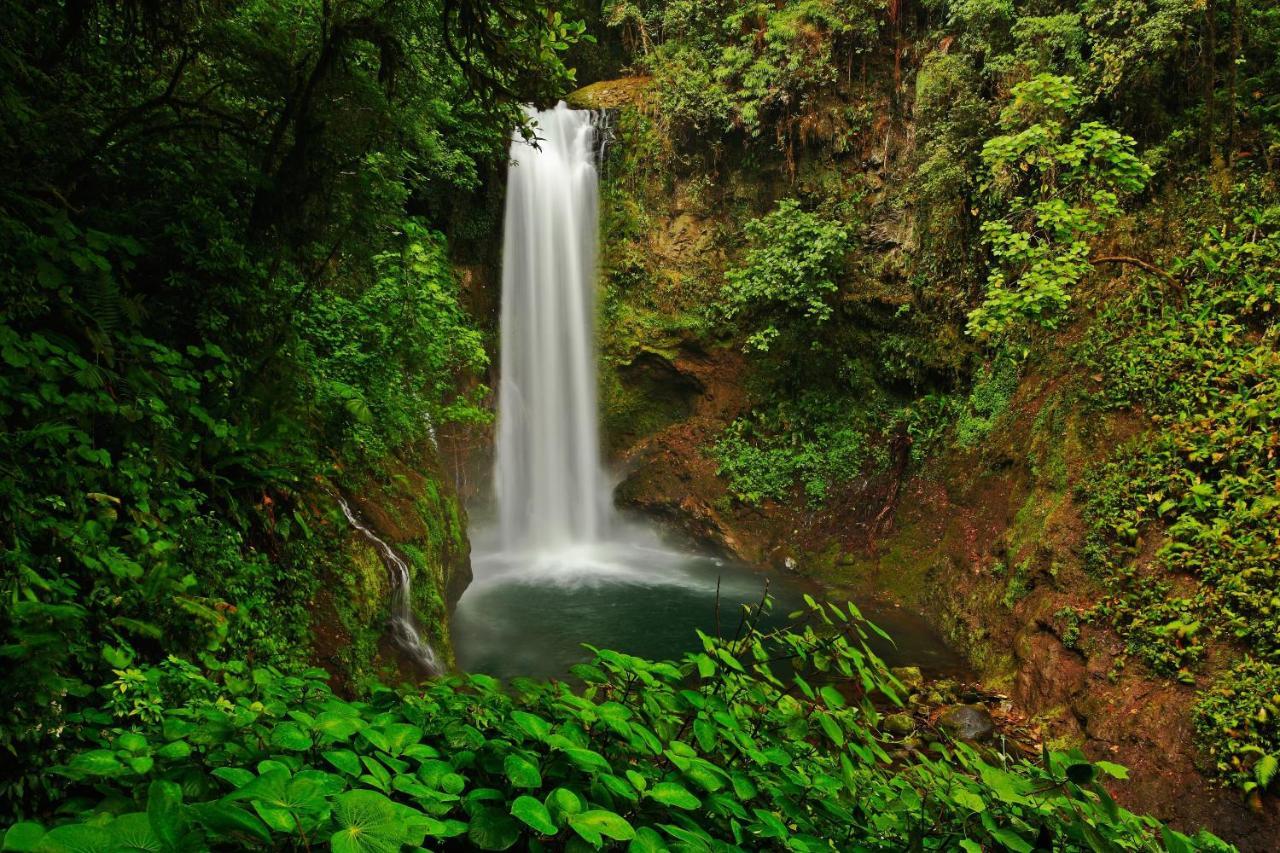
[
  {"xmin": 938, "ymin": 704, "xmax": 996, "ymax": 743},
  {"xmin": 1013, "ymin": 623, "xmax": 1087, "ymax": 713}
]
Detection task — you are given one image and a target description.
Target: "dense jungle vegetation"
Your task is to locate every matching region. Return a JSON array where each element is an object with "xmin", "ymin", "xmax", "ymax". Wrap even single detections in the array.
[
  {"xmin": 595, "ymin": 0, "xmax": 1279, "ymax": 828},
  {"xmin": 0, "ymin": 0, "xmax": 1277, "ymax": 850}
]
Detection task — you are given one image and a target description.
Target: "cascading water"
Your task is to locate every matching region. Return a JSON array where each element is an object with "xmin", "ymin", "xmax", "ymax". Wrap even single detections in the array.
[
  {"xmin": 452, "ymin": 103, "xmax": 958, "ymax": 680},
  {"xmin": 494, "ymin": 103, "xmax": 611, "ymax": 551},
  {"xmin": 336, "ymin": 495, "xmax": 440, "ymax": 674}
]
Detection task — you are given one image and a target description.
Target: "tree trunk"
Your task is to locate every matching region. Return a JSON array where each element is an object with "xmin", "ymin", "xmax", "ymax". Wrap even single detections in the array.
[
  {"xmin": 1227, "ymin": 0, "xmax": 1243, "ymax": 167},
  {"xmin": 1201, "ymin": 0, "xmax": 1218, "ymax": 163}
]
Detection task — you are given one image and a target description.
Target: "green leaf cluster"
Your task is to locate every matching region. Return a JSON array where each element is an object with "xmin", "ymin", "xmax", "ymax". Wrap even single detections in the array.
[
  {"xmin": 2, "ymin": 600, "xmax": 1228, "ymax": 851},
  {"xmin": 968, "ymin": 75, "xmax": 1152, "ymax": 338}
]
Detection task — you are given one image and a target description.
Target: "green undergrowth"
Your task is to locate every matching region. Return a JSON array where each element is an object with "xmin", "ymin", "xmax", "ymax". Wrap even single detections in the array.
[
  {"xmin": 1, "ymin": 600, "xmax": 1229, "ymax": 852},
  {"xmin": 712, "ymin": 392, "xmax": 891, "ymax": 506},
  {"xmin": 1076, "ymin": 181, "xmax": 1280, "ymax": 793},
  {"xmin": 1194, "ymin": 660, "xmax": 1280, "ymax": 803}
]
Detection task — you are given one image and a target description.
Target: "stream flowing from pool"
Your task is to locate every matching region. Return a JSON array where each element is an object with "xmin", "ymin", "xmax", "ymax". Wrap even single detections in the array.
[{"xmin": 455, "ymin": 103, "xmax": 962, "ymax": 680}]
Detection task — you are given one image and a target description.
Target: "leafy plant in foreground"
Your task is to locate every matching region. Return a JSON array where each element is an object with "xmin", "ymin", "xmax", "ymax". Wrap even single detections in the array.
[{"xmin": 1, "ymin": 599, "xmax": 1228, "ymax": 851}]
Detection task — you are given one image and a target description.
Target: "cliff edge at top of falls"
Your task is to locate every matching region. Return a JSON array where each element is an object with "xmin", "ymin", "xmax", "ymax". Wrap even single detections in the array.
[
  {"xmin": 566, "ymin": 76, "xmax": 651, "ymax": 111},
  {"xmin": 579, "ymin": 76, "xmax": 1280, "ymax": 849}
]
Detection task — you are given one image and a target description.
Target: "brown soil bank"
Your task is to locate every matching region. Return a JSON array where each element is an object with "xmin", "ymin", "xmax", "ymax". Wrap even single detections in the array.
[{"xmin": 611, "ymin": 352, "xmax": 1280, "ymax": 849}]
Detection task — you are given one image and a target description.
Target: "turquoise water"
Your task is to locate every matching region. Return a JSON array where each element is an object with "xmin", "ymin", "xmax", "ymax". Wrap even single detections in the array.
[{"xmin": 453, "ymin": 524, "xmax": 964, "ymax": 680}]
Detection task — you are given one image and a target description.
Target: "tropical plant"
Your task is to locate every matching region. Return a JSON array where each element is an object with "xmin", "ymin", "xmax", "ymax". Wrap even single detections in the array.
[
  {"xmin": 1, "ymin": 600, "xmax": 1229, "ymax": 851},
  {"xmin": 967, "ymin": 75, "xmax": 1153, "ymax": 339}
]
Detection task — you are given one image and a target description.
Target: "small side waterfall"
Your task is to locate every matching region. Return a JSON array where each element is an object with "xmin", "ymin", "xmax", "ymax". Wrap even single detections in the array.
[
  {"xmin": 336, "ymin": 495, "xmax": 440, "ymax": 674},
  {"xmin": 494, "ymin": 103, "xmax": 611, "ymax": 551}
]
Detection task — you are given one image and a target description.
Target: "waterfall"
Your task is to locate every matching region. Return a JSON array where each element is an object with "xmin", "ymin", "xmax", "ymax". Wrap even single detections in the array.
[
  {"xmin": 494, "ymin": 103, "xmax": 611, "ymax": 551},
  {"xmin": 336, "ymin": 495, "xmax": 440, "ymax": 674}
]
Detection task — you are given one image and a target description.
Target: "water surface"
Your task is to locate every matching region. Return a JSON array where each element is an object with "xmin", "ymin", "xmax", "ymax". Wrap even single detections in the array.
[{"xmin": 454, "ymin": 521, "xmax": 965, "ymax": 680}]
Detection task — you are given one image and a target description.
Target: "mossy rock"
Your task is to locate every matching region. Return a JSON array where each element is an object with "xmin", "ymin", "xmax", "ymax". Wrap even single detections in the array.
[{"xmin": 566, "ymin": 76, "xmax": 652, "ymax": 110}]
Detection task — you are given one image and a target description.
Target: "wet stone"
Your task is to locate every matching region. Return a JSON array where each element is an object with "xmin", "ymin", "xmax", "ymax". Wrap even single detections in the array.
[
  {"xmin": 938, "ymin": 704, "xmax": 996, "ymax": 743},
  {"xmin": 891, "ymin": 665, "xmax": 924, "ymax": 691},
  {"xmin": 883, "ymin": 713, "xmax": 916, "ymax": 736}
]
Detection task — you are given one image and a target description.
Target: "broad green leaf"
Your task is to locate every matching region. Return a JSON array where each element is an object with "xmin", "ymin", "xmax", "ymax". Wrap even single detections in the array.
[
  {"xmin": 951, "ymin": 787, "xmax": 987, "ymax": 814},
  {"xmin": 819, "ymin": 684, "xmax": 846, "ymax": 709},
  {"xmin": 628, "ymin": 826, "xmax": 669, "ymax": 853},
  {"xmin": 562, "ymin": 747, "xmax": 611, "ymax": 774},
  {"xmin": 127, "ymin": 756, "xmax": 154, "ymax": 775},
  {"xmin": 814, "ymin": 710, "xmax": 844, "ymax": 746},
  {"xmin": 212, "ymin": 767, "xmax": 254, "ymax": 789},
  {"xmin": 1094, "ymin": 760, "xmax": 1130, "ymax": 780},
  {"xmin": 647, "ymin": 782, "xmax": 700, "ymax": 810},
  {"xmin": 269, "ymin": 722, "xmax": 313, "ymax": 752},
  {"xmin": 146, "ymin": 780, "xmax": 183, "ymax": 850},
  {"xmin": 188, "ymin": 802, "xmax": 272, "ymax": 844},
  {"xmin": 155, "ymin": 741, "xmax": 191, "ymax": 761},
  {"xmin": 324, "ymin": 749, "xmax": 363, "ymax": 777},
  {"xmin": 37, "ymin": 822, "xmax": 113, "ymax": 853},
  {"xmin": 504, "ymin": 754, "xmax": 542, "ymax": 789},
  {"xmin": 117, "ymin": 732, "xmax": 148, "ymax": 753},
  {"xmin": 1, "ymin": 822, "xmax": 44, "ymax": 853},
  {"xmin": 313, "ymin": 711, "xmax": 364, "ymax": 742},
  {"xmin": 381, "ymin": 723, "xmax": 423, "ymax": 756},
  {"xmin": 510, "ymin": 795, "xmax": 557, "ymax": 836},
  {"xmin": 103, "ymin": 814, "xmax": 160, "ymax": 853},
  {"xmin": 987, "ymin": 826, "xmax": 1034, "ymax": 853},
  {"xmin": 467, "ymin": 807, "xmax": 520, "ymax": 851},
  {"xmin": 569, "ymin": 810, "xmax": 635, "ymax": 847},
  {"xmin": 64, "ymin": 749, "xmax": 122, "ymax": 778},
  {"xmin": 331, "ymin": 790, "xmax": 404, "ymax": 853},
  {"xmin": 512, "ymin": 710, "xmax": 551, "ymax": 741},
  {"xmin": 545, "ymin": 787, "xmax": 585, "ymax": 827}
]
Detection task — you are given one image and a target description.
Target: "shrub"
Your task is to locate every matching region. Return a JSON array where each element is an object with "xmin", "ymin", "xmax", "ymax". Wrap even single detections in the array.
[
  {"xmin": 718, "ymin": 198, "xmax": 849, "ymax": 353},
  {"xmin": 1194, "ymin": 659, "xmax": 1280, "ymax": 804},
  {"xmin": 968, "ymin": 75, "xmax": 1152, "ymax": 339},
  {"xmin": 712, "ymin": 392, "xmax": 887, "ymax": 506}
]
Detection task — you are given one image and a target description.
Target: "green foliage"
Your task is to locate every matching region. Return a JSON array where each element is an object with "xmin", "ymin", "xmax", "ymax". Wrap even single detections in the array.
[
  {"xmin": 968, "ymin": 75, "xmax": 1152, "ymax": 338},
  {"xmin": 718, "ymin": 199, "xmax": 850, "ymax": 353},
  {"xmin": 1069, "ymin": 186, "xmax": 1280, "ymax": 794},
  {"xmin": 1194, "ymin": 659, "xmax": 1280, "ymax": 800},
  {"xmin": 955, "ymin": 352, "xmax": 1021, "ymax": 446},
  {"xmin": 299, "ymin": 222, "xmax": 490, "ymax": 463},
  {"xmin": 0, "ymin": 0, "xmax": 583, "ymax": 819},
  {"xmin": 606, "ymin": 0, "xmax": 879, "ymax": 145},
  {"xmin": 2, "ymin": 601, "xmax": 1227, "ymax": 851},
  {"xmin": 713, "ymin": 392, "xmax": 888, "ymax": 506},
  {"xmin": 1078, "ymin": 192, "xmax": 1279, "ymax": 691}
]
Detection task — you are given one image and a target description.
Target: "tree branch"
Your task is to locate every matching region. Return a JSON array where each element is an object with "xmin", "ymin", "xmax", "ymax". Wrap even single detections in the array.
[{"xmin": 1090, "ymin": 255, "xmax": 1176, "ymax": 283}]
